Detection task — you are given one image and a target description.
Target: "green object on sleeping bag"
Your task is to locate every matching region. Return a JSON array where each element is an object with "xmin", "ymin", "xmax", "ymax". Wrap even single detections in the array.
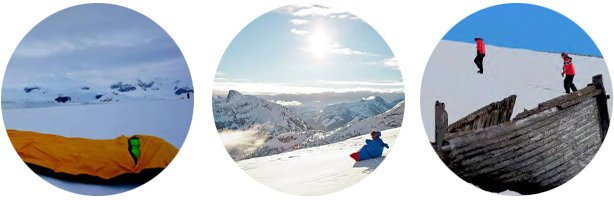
[{"xmin": 129, "ymin": 138, "xmax": 141, "ymax": 163}]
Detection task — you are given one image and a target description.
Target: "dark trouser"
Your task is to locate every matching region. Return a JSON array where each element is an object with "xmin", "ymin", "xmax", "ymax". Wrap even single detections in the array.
[
  {"xmin": 564, "ymin": 74, "xmax": 578, "ymax": 93},
  {"xmin": 474, "ymin": 53, "xmax": 485, "ymax": 73}
]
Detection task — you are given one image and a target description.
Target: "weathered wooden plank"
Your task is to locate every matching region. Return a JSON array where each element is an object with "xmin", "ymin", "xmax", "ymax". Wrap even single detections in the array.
[
  {"xmin": 435, "ymin": 101, "xmax": 448, "ymax": 149},
  {"xmin": 458, "ymin": 115, "xmax": 597, "ymax": 178},
  {"xmin": 445, "ymin": 99, "xmax": 595, "ymax": 159},
  {"xmin": 514, "ymin": 86, "xmax": 599, "ymax": 120},
  {"xmin": 447, "ymin": 95, "xmax": 516, "ymax": 133}
]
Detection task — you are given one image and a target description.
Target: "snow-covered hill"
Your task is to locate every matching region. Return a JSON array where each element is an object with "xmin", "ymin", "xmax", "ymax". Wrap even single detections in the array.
[
  {"xmin": 213, "ymin": 90, "xmax": 311, "ymax": 133},
  {"xmin": 2, "ymin": 99, "xmax": 193, "ymax": 195},
  {"xmin": 237, "ymin": 127, "xmax": 399, "ymax": 196},
  {"xmin": 421, "ymin": 40, "xmax": 612, "ymax": 142},
  {"xmin": 309, "ymin": 96, "xmax": 396, "ymax": 130}
]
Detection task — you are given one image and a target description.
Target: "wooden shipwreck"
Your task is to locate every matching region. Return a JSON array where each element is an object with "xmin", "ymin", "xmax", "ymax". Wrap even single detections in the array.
[{"xmin": 433, "ymin": 74, "xmax": 610, "ymax": 194}]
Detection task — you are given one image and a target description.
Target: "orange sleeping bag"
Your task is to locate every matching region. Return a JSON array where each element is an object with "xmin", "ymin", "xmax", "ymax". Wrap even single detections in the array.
[{"xmin": 7, "ymin": 129, "xmax": 179, "ymax": 184}]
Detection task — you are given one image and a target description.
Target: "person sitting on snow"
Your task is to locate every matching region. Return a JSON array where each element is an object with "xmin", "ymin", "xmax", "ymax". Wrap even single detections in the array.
[{"xmin": 350, "ymin": 130, "xmax": 390, "ymax": 161}]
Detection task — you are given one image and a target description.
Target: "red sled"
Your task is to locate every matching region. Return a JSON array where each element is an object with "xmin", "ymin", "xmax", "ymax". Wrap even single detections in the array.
[{"xmin": 350, "ymin": 152, "xmax": 359, "ymax": 161}]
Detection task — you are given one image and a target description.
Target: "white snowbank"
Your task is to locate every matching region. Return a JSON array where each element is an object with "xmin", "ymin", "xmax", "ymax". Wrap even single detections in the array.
[{"xmin": 236, "ymin": 127, "xmax": 399, "ymax": 196}]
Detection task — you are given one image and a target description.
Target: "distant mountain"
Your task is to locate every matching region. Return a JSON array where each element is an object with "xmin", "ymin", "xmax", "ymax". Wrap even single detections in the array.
[
  {"xmin": 390, "ymin": 98, "xmax": 404, "ymax": 107},
  {"xmin": 309, "ymin": 96, "xmax": 395, "ymax": 131},
  {"xmin": 213, "ymin": 90, "xmax": 311, "ymax": 134},
  {"xmin": 1, "ymin": 78, "xmax": 193, "ymax": 104},
  {"xmin": 299, "ymin": 100, "xmax": 404, "ymax": 148}
]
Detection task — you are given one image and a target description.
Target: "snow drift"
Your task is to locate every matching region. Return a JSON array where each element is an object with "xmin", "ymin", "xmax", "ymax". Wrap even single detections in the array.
[{"xmin": 237, "ymin": 127, "xmax": 399, "ymax": 196}]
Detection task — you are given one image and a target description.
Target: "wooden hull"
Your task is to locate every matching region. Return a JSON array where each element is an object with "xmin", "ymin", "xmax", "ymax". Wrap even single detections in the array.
[{"xmin": 433, "ymin": 75, "xmax": 609, "ymax": 194}]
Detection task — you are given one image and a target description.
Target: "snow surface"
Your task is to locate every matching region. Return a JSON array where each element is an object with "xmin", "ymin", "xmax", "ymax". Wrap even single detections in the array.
[
  {"xmin": 2, "ymin": 99, "xmax": 193, "ymax": 196},
  {"xmin": 237, "ymin": 127, "xmax": 399, "ymax": 196},
  {"xmin": 421, "ymin": 40, "xmax": 612, "ymax": 142}
]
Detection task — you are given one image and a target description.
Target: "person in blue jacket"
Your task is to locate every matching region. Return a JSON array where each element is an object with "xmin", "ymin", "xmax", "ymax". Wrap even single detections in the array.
[{"xmin": 350, "ymin": 130, "xmax": 390, "ymax": 161}]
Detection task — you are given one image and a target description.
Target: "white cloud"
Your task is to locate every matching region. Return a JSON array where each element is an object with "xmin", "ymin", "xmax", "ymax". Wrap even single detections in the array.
[
  {"xmin": 382, "ymin": 57, "xmax": 399, "ymax": 68},
  {"xmin": 13, "ymin": 29, "xmax": 156, "ymax": 58},
  {"xmin": 273, "ymin": 100, "xmax": 303, "ymax": 106},
  {"xmin": 328, "ymin": 47, "xmax": 369, "ymax": 55},
  {"xmin": 218, "ymin": 128, "xmax": 267, "ymax": 154},
  {"xmin": 275, "ymin": 4, "xmax": 361, "ymax": 20},
  {"xmin": 290, "ymin": 28, "xmax": 309, "ymax": 35},
  {"xmin": 301, "ymin": 42, "xmax": 376, "ymax": 56},
  {"xmin": 289, "ymin": 19, "xmax": 309, "ymax": 25},
  {"xmin": 364, "ymin": 57, "xmax": 400, "ymax": 70},
  {"xmin": 317, "ymin": 80, "xmax": 404, "ymax": 86},
  {"xmin": 213, "ymin": 80, "xmax": 404, "ymax": 95}
]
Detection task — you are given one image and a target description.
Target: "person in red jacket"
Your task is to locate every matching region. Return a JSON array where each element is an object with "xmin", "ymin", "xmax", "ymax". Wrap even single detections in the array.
[
  {"xmin": 474, "ymin": 37, "xmax": 486, "ymax": 74},
  {"xmin": 561, "ymin": 52, "xmax": 577, "ymax": 93}
]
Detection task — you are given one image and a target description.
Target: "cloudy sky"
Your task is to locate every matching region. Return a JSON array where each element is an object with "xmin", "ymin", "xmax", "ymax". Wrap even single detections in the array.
[
  {"xmin": 3, "ymin": 3, "xmax": 191, "ymax": 91},
  {"xmin": 214, "ymin": 4, "xmax": 403, "ymax": 95}
]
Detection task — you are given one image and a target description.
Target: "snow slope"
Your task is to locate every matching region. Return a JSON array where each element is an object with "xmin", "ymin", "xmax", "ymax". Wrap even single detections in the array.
[
  {"xmin": 237, "ymin": 127, "xmax": 399, "ymax": 196},
  {"xmin": 2, "ymin": 99, "xmax": 193, "ymax": 196},
  {"xmin": 421, "ymin": 40, "xmax": 612, "ymax": 142}
]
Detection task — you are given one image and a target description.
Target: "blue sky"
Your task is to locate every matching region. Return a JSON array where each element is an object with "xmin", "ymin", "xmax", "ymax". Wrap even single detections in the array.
[
  {"xmin": 4, "ymin": 3, "xmax": 191, "ymax": 91},
  {"xmin": 443, "ymin": 3, "xmax": 602, "ymax": 57},
  {"xmin": 214, "ymin": 4, "xmax": 403, "ymax": 95}
]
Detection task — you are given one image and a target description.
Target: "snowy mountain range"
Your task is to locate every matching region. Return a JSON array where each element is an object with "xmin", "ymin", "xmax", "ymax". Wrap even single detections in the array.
[
  {"xmin": 213, "ymin": 90, "xmax": 312, "ymax": 133},
  {"xmin": 309, "ymin": 96, "xmax": 398, "ymax": 131},
  {"xmin": 1, "ymin": 78, "xmax": 194, "ymax": 106},
  {"xmin": 299, "ymin": 100, "xmax": 404, "ymax": 149}
]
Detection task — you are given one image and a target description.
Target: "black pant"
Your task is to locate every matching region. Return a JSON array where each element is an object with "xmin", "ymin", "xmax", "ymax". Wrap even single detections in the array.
[
  {"xmin": 564, "ymin": 74, "xmax": 578, "ymax": 93},
  {"xmin": 474, "ymin": 53, "xmax": 485, "ymax": 73}
]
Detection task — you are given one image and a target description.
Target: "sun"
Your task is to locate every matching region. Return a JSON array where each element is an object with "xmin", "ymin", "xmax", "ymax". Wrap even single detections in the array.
[{"xmin": 308, "ymin": 28, "xmax": 330, "ymax": 58}]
